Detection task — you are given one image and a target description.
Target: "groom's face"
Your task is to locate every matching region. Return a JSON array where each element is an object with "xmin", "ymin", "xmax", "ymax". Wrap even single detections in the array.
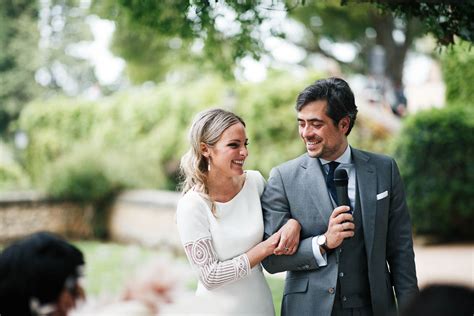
[{"xmin": 297, "ymin": 100, "xmax": 349, "ymax": 161}]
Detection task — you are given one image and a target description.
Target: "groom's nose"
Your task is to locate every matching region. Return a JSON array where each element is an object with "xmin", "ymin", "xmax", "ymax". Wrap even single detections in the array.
[{"xmin": 301, "ymin": 125, "xmax": 314, "ymax": 138}]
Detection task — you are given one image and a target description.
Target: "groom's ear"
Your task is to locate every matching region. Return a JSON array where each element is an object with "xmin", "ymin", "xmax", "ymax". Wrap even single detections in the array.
[
  {"xmin": 200, "ymin": 142, "xmax": 210, "ymax": 157},
  {"xmin": 339, "ymin": 116, "xmax": 350, "ymax": 134}
]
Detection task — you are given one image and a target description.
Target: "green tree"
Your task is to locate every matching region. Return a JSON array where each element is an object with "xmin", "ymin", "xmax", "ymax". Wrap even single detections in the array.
[
  {"xmin": 372, "ymin": 1, "xmax": 474, "ymax": 45},
  {"xmin": 92, "ymin": 0, "xmax": 274, "ymax": 82},
  {"xmin": 0, "ymin": 0, "xmax": 41, "ymax": 134},
  {"xmin": 103, "ymin": 10, "xmax": 195, "ymax": 83},
  {"xmin": 92, "ymin": 1, "xmax": 473, "ymax": 84},
  {"xmin": 288, "ymin": 0, "xmax": 423, "ymax": 86},
  {"xmin": 36, "ymin": 0, "xmax": 99, "ymax": 95},
  {"xmin": 0, "ymin": 0, "xmax": 102, "ymax": 135}
]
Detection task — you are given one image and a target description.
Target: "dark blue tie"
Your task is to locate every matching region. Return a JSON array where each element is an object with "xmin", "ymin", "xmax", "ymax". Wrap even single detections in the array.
[{"xmin": 326, "ymin": 161, "xmax": 340, "ymax": 204}]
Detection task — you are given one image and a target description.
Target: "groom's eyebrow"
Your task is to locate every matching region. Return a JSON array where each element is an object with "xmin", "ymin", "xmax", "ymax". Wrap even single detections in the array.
[{"xmin": 297, "ymin": 117, "xmax": 324, "ymax": 123}]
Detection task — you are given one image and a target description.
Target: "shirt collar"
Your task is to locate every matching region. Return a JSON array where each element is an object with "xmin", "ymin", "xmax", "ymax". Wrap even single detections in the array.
[{"xmin": 319, "ymin": 145, "xmax": 351, "ymax": 166}]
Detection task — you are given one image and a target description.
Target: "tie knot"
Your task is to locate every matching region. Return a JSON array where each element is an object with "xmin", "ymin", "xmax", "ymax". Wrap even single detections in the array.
[{"xmin": 328, "ymin": 161, "xmax": 340, "ymax": 173}]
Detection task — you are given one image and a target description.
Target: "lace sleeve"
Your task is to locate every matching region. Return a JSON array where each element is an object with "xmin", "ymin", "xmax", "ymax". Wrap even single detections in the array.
[{"xmin": 184, "ymin": 237, "xmax": 251, "ymax": 290}]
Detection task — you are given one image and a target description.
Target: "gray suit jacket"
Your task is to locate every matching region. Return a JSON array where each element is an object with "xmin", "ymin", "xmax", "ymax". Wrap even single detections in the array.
[{"xmin": 261, "ymin": 147, "xmax": 418, "ymax": 316}]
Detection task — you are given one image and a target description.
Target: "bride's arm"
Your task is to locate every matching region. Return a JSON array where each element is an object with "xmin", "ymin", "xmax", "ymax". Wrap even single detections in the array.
[
  {"xmin": 246, "ymin": 230, "xmax": 280, "ymax": 267},
  {"xmin": 183, "ymin": 237, "xmax": 248, "ymax": 290},
  {"xmin": 183, "ymin": 232, "xmax": 280, "ymax": 290}
]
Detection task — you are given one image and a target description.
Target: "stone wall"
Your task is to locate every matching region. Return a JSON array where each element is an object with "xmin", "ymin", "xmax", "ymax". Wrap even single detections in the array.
[
  {"xmin": 108, "ymin": 190, "xmax": 181, "ymax": 250},
  {"xmin": 0, "ymin": 190, "xmax": 181, "ymax": 251},
  {"xmin": 0, "ymin": 191, "xmax": 94, "ymax": 242}
]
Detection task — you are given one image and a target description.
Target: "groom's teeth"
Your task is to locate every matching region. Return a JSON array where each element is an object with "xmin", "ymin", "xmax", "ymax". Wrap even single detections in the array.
[{"xmin": 233, "ymin": 160, "xmax": 244, "ymax": 164}]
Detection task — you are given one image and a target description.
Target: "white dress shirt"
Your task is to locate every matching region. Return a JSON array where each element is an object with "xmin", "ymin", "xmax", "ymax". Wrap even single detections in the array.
[{"xmin": 311, "ymin": 145, "xmax": 357, "ymax": 266}]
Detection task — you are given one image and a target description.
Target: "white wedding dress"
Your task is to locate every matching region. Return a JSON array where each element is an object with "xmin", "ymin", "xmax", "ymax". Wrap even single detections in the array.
[{"xmin": 176, "ymin": 170, "xmax": 275, "ymax": 315}]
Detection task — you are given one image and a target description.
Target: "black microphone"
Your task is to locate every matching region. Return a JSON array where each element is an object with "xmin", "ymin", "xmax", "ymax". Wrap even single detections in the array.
[
  {"xmin": 334, "ymin": 168, "xmax": 353, "ymax": 235},
  {"xmin": 334, "ymin": 168, "xmax": 350, "ymax": 212}
]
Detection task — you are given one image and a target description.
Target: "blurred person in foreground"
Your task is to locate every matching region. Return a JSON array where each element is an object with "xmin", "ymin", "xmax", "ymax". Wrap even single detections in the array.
[
  {"xmin": 176, "ymin": 108, "xmax": 301, "ymax": 315},
  {"xmin": 0, "ymin": 231, "xmax": 85, "ymax": 316},
  {"xmin": 261, "ymin": 77, "xmax": 418, "ymax": 315},
  {"xmin": 401, "ymin": 284, "xmax": 473, "ymax": 316}
]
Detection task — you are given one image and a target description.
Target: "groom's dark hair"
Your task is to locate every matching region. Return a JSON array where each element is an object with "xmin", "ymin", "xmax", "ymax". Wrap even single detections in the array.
[{"xmin": 296, "ymin": 77, "xmax": 358, "ymax": 136}]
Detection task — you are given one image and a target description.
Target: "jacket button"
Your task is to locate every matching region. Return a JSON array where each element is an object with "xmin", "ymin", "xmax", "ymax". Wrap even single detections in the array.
[
  {"xmin": 343, "ymin": 296, "xmax": 347, "ymax": 301},
  {"xmin": 339, "ymin": 272, "xmax": 344, "ymax": 277},
  {"xmin": 328, "ymin": 287, "xmax": 335, "ymax": 294}
]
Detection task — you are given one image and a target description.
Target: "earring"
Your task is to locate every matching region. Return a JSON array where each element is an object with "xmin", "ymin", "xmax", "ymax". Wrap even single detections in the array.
[{"xmin": 208, "ymin": 159, "xmax": 211, "ymax": 171}]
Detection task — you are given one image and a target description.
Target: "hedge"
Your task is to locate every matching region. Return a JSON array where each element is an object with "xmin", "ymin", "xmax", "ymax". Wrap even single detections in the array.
[
  {"xmin": 441, "ymin": 40, "xmax": 474, "ymax": 106},
  {"xmin": 0, "ymin": 142, "xmax": 30, "ymax": 190},
  {"xmin": 394, "ymin": 105, "xmax": 474, "ymax": 241},
  {"xmin": 0, "ymin": 158, "xmax": 29, "ymax": 190}
]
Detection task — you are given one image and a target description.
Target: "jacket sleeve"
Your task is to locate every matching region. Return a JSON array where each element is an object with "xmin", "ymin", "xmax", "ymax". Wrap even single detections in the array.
[
  {"xmin": 261, "ymin": 167, "xmax": 320, "ymax": 273},
  {"xmin": 176, "ymin": 194, "xmax": 251, "ymax": 290},
  {"xmin": 386, "ymin": 159, "xmax": 419, "ymax": 308}
]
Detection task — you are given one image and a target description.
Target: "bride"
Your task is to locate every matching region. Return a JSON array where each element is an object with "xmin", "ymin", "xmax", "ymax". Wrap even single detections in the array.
[{"xmin": 176, "ymin": 108, "xmax": 301, "ymax": 315}]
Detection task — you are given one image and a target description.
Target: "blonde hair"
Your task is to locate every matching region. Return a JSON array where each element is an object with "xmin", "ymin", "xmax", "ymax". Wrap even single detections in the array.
[{"xmin": 179, "ymin": 108, "xmax": 245, "ymax": 215}]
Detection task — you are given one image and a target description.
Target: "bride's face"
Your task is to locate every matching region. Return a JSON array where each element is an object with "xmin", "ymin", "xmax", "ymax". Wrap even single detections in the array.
[{"xmin": 206, "ymin": 123, "xmax": 248, "ymax": 178}]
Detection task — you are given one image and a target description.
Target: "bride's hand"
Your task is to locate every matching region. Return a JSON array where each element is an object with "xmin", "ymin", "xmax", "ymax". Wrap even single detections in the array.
[
  {"xmin": 274, "ymin": 219, "xmax": 301, "ymax": 255},
  {"xmin": 261, "ymin": 230, "xmax": 281, "ymax": 257}
]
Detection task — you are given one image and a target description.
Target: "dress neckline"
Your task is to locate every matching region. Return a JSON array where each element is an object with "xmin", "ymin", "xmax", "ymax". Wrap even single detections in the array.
[{"xmin": 215, "ymin": 171, "xmax": 248, "ymax": 205}]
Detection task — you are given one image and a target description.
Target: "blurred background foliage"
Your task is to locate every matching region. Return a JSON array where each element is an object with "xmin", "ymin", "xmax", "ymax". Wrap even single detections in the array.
[
  {"xmin": 15, "ymin": 70, "xmax": 396, "ymax": 202},
  {"xmin": 441, "ymin": 40, "xmax": 474, "ymax": 107},
  {"xmin": 0, "ymin": 141, "xmax": 30, "ymax": 190},
  {"xmin": 88, "ymin": 0, "xmax": 473, "ymax": 86},
  {"xmin": 91, "ymin": 0, "xmax": 271, "ymax": 81},
  {"xmin": 0, "ymin": 0, "xmax": 41, "ymax": 135},
  {"xmin": 287, "ymin": 1, "xmax": 423, "ymax": 91},
  {"xmin": 17, "ymin": 77, "xmax": 220, "ymax": 195},
  {"xmin": 394, "ymin": 104, "xmax": 474, "ymax": 241}
]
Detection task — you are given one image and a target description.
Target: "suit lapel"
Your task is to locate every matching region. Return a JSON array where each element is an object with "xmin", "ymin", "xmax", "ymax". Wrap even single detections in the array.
[
  {"xmin": 352, "ymin": 148, "xmax": 376, "ymax": 260},
  {"xmin": 302, "ymin": 155, "xmax": 334, "ymax": 225}
]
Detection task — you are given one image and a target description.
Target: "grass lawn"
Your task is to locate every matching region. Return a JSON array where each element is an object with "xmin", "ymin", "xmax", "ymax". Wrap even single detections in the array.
[
  {"xmin": 73, "ymin": 241, "xmax": 285, "ymax": 312},
  {"xmin": 266, "ymin": 275, "xmax": 285, "ymax": 315},
  {"xmin": 73, "ymin": 241, "xmax": 158, "ymax": 296}
]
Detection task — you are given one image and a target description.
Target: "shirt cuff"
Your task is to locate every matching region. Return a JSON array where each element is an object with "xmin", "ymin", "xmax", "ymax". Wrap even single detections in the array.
[{"xmin": 312, "ymin": 236, "xmax": 328, "ymax": 267}]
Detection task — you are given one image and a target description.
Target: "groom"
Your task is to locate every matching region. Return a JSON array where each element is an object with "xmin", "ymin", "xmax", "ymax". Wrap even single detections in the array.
[{"xmin": 261, "ymin": 77, "xmax": 418, "ymax": 316}]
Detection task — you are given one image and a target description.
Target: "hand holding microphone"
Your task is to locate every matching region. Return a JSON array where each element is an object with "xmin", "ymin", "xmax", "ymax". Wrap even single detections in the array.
[{"xmin": 322, "ymin": 168, "xmax": 355, "ymax": 251}]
